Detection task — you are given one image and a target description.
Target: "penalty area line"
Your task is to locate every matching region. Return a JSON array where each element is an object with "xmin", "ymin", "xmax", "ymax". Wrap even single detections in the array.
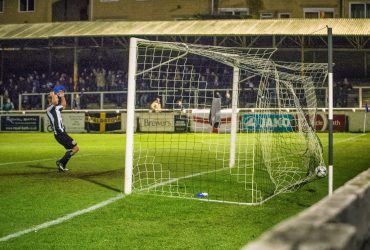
[{"xmin": 0, "ymin": 194, "xmax": 124, "ymax": 242}]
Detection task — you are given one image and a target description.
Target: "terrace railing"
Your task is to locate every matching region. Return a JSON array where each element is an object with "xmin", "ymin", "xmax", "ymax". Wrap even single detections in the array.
[{"xmin": 11, "ymin": 86, "xmax": 370, "ymax": 111}]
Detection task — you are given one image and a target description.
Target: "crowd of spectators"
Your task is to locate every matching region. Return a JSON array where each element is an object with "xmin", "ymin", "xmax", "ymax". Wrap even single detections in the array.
[
  {"xmin": 0, "ymin": 67, "xmax": 128, "ymax": 110},
  {"xmin": 0, "ymin": 61, "xmax": 357, "ymax": 110}
]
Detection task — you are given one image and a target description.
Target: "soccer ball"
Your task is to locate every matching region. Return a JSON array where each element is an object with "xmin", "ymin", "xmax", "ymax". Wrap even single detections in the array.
[{"xmin": 315, "ymin": 166, "xmax": 327, "ymax": 178}]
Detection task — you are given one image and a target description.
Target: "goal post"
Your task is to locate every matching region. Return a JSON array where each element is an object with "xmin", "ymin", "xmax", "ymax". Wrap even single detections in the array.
[
  {"xmin": 229, "ymin": 66, "xmax": 239, "ymax": 168},
  {"xmin": 124, "ymin": 37, "xmax": 138, "ymax": 195},
  {"xmin": 124, "ymin": 38, "xmax": 328, "ymax": 205}
]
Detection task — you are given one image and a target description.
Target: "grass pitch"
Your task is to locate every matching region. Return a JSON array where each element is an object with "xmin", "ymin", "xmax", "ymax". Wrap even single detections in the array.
[{"xmin": 0, "ymin": 132, "xmax": 369, "ymax": 249}]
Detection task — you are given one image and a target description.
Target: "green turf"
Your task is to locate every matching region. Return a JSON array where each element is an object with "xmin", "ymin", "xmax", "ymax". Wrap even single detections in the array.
[
  {"xmin": 133, "ymin": 132, "xmax": 324, "ymax": 204},
  {"xmin": 0, "ymin": 132, "xmax": 369, "ymax": 249}
]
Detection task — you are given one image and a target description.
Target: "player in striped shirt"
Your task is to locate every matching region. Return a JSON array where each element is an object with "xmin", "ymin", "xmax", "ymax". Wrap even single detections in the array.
[{"xmin": 46, "ymin": 90, "xmax": 79, "ymax": 172}]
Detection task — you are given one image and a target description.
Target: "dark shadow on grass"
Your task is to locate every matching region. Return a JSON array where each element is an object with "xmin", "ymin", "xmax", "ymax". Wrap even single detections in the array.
[
  {"xmin": 79, "ymin": 178, "xmax": 122, "ymax": 193},
  {"xmin": 27, "ymin": 164, "xmax": 56, "ymax": 170},
  {"xmin": 0, "ymin": 164, "xmax": 123, "ymax": 193},
  {"xmin": 71, "ymin": 169, "xmax": 123, "ymax": 193},
  {"xmin": 0, "ymin": 164, "xmax": 57, "ymax": 177}
]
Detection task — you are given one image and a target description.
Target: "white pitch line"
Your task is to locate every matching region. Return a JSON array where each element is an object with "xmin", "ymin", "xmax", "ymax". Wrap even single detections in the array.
[
  {"xmin": 335, "ymin": 133, "xmax": 366, "ymax": 143},
  {"xmin": 0, "ymin": 194, "xmax": 124, "ymax": 242},
  {"xmin": 0, "ymin": 158, "xmax": 58, "ymax": 166},
  {"xmin": 143, "ymin": 167, "xmax": 228, "ymax": 191},
  {"xmin": 0, "ymin": 154, "xmax": 115, "ymax": 166},
  {"xmin": 322, "ymin": 133, "xmax": 366, "ymax": 146}
]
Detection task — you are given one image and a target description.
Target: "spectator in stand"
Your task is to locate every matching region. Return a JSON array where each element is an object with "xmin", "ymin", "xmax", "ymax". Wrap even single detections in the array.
[
  {"xmin": 107, "ymin": 70, "xmax": 116, "ymax": 91},
  {"xmin": 3, "ymin": 98, "xmax": 14, "ymax": 112},
  {"xmin": 139, "ymin": 80, "xmax": 149, "ymax": 108},
  {"xmin": 333, "ymin": 81, "xmax": 340, "ymax": 107},
  {"xmin": 10, "ymin": 84, "xmax": 19, "ymax": 110},
  {"xmin": 213, "ymin": 75, "xmax": 220, "ymax": 89},
  {"xmin": 338, "ymin": 81, "xmax": 346, "ymax": 107},
  {"xmin": 18, "ymin": 76, "xmax": 26, "ymax": 92},
  {"xmin": 150, "ymin": 96, "xmax": 162, "ymax": 112},
  {"xmin": 85, "ymin": 75, "xmax": 94, "ymax": 91},
  {"xmin": 343, "ymin": 78, "xmax": 352, "ymax": 107},
  {"xmin": 225, "ymin": 90, "xmax": 231, "ymax": 108},
  {"xmin": 116, "ymin": 78, "xmax": 125, "ymax": 108},
  {"xmin": 343, "ymin": 78, "xmax": 350, "ymax": 88},
  {"xmin": 67, "ymin": 76, "xmax": 74, "ymax": 92},
  {"xmin": 22, "ymin": 91, "xmax": 30, "ymax": 109},
  {"xmin": 59, "ymin": 73, "xmax": 67, "ymax": 86},
  {"xmin": 175, "ymin": 98, "xmax": 183, "ymax": 110},
  {"xmin": 93, "ymin": 67, "xmax": 106, "ymax": 91},
  {"xmin": 78, "ymin": 76, "xmax": 86, "ymax": 91},
  {"xmin": 79, "ymin": 88, "xmax": 87, "ymax": 109}
]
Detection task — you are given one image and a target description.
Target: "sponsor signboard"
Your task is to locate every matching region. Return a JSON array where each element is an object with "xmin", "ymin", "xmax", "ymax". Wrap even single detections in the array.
[
  {"xmin": 138, "ymin": 113, "xmax": 174, "ymax": 132},
  {"xmin": 1, "ymin": 116, "xmax": 40, "ymax": 132},
  {"xmin": 313, "ymin": 113, "xmax": 347, "ymax": 132},
  {"xmin": 62, "ymin": 113, "xmax": 86, "ymax": 133},
  {"xmin": 241, "ymin": 114, "xmax": 294, "ymax": 132},
  {"xmin": 332, "ymin": 114, "xmax": 347, "ymax": 132},
  {"xmin": 190, "ymin": 109, "xmax": 233, "ymax": 133},
  {"xmin": 174, "ymin": 115, "xmax": 189, "ymax": 132},
  {"xmin": 43, "ymin": 113, "xmax": 86, "ymax": 133},
  {"xmin": 85, "ymin": 112, "xmax": 122, "ymax": 132}
]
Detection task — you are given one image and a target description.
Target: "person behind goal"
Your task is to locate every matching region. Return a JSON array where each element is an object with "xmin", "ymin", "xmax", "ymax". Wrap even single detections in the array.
[
  {"xmin": 150, "ymin": 96, "xmax": 162, "ymax": 112},
  {"xmin": 46, "ymin": 89, "xmax": 79, "ymax": 172}
]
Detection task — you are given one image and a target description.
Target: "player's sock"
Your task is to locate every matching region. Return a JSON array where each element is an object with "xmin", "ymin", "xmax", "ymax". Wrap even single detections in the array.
[{"xmin": 59, "ymin": 150, "xmax": 74, "ymax": 167}]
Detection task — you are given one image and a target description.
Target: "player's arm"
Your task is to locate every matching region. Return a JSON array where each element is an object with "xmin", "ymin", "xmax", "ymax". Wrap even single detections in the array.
[
  {"xmin": 50, "ymin": 92, "xmax": 59, "ymax": 105},
  {"xmin": 58, "ymin": 91, "xmax": 67, "ymax": 109}
]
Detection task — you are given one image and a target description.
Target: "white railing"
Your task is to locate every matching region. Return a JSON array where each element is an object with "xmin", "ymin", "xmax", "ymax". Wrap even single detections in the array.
[{"xmin": 13, "ymin": 86, "xmax": 370, "ymax": 111}]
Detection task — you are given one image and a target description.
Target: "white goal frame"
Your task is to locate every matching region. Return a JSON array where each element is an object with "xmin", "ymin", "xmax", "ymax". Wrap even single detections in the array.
[
  {"xmin": 124, "ymin": 38, "xmax": 241, "ymax": 194},
  {"xmin": 124, "ymin": 37, "xmax": 328, "ymax": 204}
]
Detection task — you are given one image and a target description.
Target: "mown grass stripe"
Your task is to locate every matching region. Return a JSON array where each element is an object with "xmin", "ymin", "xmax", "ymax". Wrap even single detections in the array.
[{"xmin": 0, "ymin": 194, "xmax": 124, "ymax": 242}]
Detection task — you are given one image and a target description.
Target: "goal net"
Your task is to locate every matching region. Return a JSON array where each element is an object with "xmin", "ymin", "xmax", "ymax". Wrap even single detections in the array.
[{"xmin": 124, "ymin": 38, "xmax": 328, "ymax": 205}]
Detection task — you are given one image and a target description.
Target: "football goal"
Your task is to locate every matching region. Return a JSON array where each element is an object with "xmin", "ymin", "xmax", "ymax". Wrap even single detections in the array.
[{"xmin": 124, "ymin": 38, "xmax": 328, "ymax": 205}]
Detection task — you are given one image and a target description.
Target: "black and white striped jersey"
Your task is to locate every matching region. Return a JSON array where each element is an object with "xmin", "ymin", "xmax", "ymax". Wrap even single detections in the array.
[{"xmin": 46, "ymin": 104, "xmax": 65, "ymax": 134}]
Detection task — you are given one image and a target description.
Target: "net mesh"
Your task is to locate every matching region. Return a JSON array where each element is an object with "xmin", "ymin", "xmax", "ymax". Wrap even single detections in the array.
[{"xmin": 130, "ymin": 39, "xmax": 328, "ymax": 205}]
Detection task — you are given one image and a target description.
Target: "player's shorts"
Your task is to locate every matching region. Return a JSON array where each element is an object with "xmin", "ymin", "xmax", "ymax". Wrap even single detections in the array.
[{"xmin": 54, "ymin": 132, "xmax": 77, "ymax": 150}]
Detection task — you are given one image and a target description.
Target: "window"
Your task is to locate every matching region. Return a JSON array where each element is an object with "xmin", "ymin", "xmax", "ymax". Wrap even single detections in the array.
[
  {"xmin": 19, "ymin": 0, "xmax": 35, "ymax": 12},
  {"xmin": 278, "ymin": 13, "xmax": 291, "ymax": 18},
  {"xmin": 304, "ymin": 8, "xmax": 334, "ymax": 18},
  {"xmin": 218, "ymin": 8, "xmax": 249, "ymax": 17},
  {"xmin": 350, "ymin": 2, "xmax": 370, "ymax": 18},
  {"xmin": 260, "ymin": 12, "xmax": 274, "ymax": 19}
]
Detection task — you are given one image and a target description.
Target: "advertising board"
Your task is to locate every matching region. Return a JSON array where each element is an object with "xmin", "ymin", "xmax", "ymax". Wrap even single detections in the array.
[
  {"xmin": 241, "ymin": 114, "xmax": 294, "ymax": 132},
  {"xmin": 1, "ymin": 116, "xmax": 40, "ymax": 132}
]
